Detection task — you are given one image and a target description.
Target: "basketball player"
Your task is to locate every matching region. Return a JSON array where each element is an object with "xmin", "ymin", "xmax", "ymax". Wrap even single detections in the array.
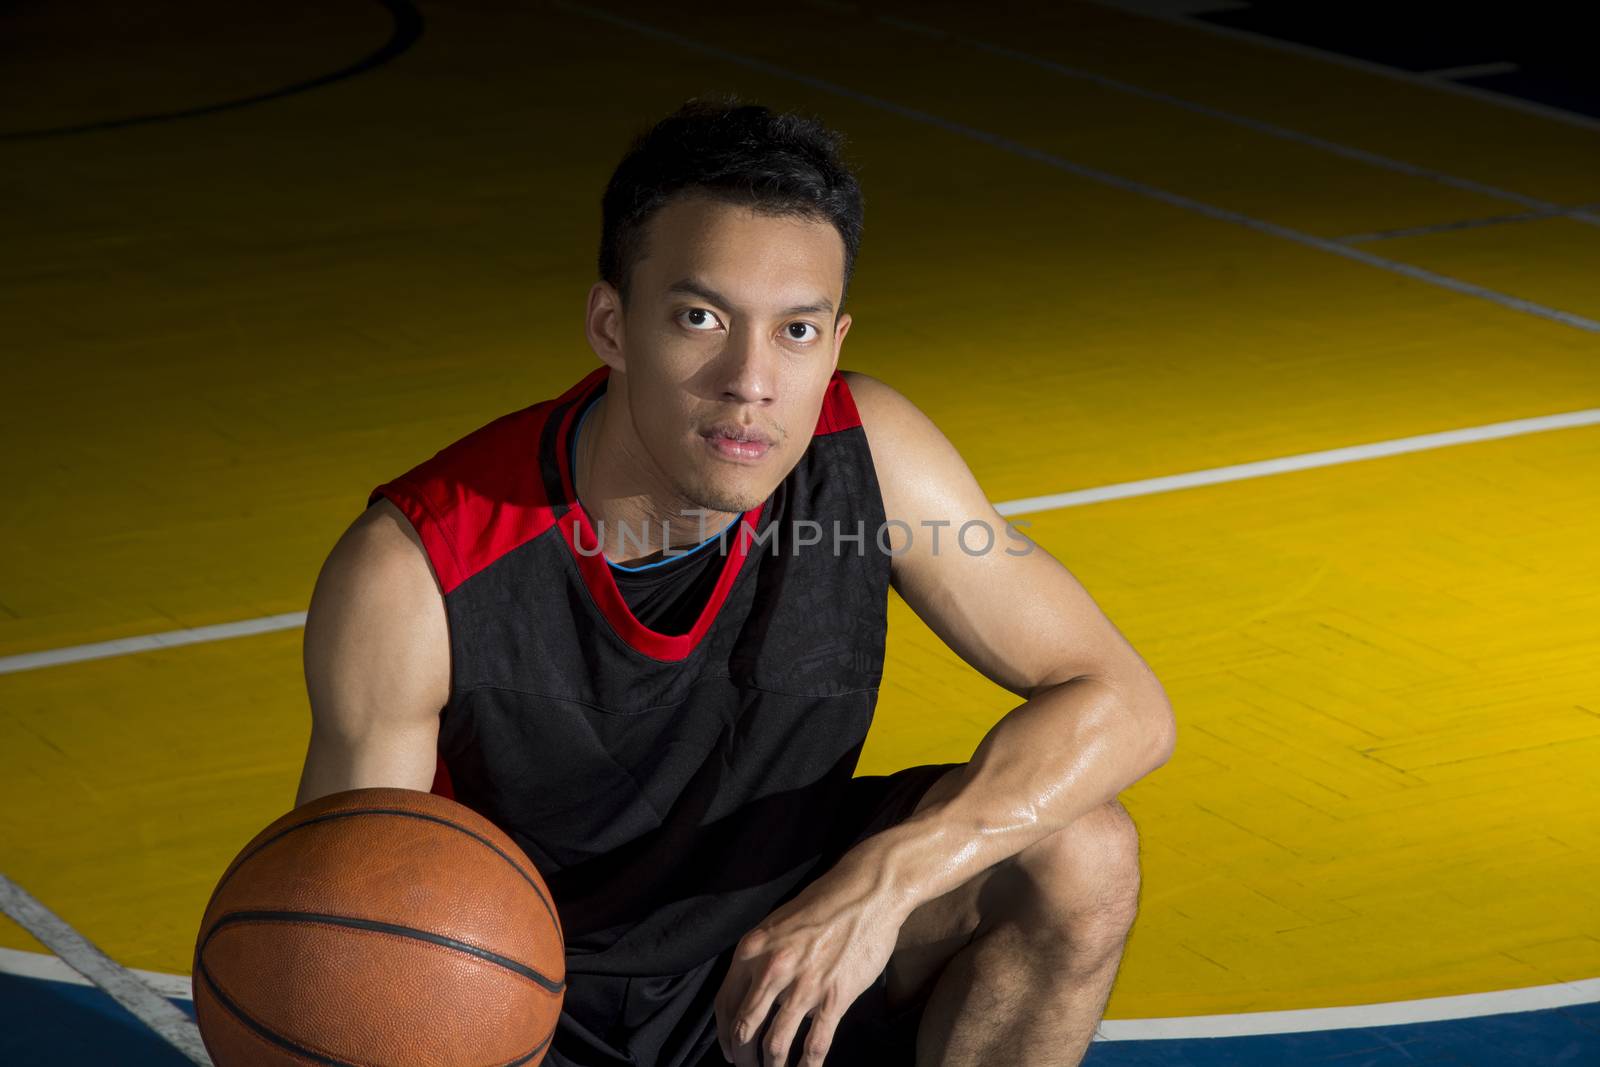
[{"xmin": 295, "ymin": 98, "xmax": 1176, "ymax": 1067}]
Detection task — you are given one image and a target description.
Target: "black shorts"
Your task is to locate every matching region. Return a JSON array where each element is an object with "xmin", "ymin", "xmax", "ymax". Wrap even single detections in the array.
[{"xmin": 544, "ymin": 762, "xmax": 962, "ymax": 1067}]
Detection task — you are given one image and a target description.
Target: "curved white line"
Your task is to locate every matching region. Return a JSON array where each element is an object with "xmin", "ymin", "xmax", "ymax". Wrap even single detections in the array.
[
  {"xmin": 2, "ymin": 944, "xmax": 1593, "ymax": 1040},
  {"xmin": 1096, "ymin": 976, "xmax": 1600, "ymax": 1039}
]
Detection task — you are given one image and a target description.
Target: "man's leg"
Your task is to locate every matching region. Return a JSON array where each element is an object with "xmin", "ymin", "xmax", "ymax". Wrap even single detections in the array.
[{"xmin": 878, "ymin": 767, "xmax": 1143, "ymax": 1067}]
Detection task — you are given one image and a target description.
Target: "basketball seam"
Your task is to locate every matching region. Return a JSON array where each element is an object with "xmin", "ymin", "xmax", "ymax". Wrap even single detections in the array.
[
  {"xmin": 198, "ymin": 957, "xmax": 362, "ymax": 1067},
  {"xmin": 202, "ymin": 911, "xmax": 566, "ymax": 992},
  {"xmin": 209, "ymin": 807, "xmax": 562, "ymax": 938},
  {"xmin": 199, "ymin": 943, "xmax": 559, "ymax": 1067}
]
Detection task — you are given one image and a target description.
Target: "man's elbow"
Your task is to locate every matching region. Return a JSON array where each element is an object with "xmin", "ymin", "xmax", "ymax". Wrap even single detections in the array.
[
  {"xmin": 1121, "ymin": 670, "xmax": 1176, "ymax": 770},
  {"xmin": 1149, "ymin": 713, "xmax": 1177, "ymax": 768},
  {"xmin": 1147, "ymin": 693, "xmax": 1177, "ymax": 769}
]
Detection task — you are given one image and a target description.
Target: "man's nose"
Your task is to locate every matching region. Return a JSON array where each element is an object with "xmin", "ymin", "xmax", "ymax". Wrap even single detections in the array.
[{"xmin": 718, "ymin": 327, "xmax": 777, "ymax": 406}]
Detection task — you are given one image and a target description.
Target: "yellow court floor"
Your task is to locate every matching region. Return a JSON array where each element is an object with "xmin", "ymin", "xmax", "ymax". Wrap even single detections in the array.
[{"xmin": 1, "ymin": 0, "xmax": 1597, "ymax": 1038}]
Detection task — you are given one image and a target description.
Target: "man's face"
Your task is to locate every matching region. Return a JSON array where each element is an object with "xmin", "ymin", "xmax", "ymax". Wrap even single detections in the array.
[{"xmin": 603, "ymin": 194, "xmax": 852, "ymax": 515}]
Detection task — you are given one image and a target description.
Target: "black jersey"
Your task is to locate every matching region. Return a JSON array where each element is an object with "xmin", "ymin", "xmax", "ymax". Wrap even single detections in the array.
[{"xmin": 367, "ymin": 365, "xmax": 895, "ymax": 1065}]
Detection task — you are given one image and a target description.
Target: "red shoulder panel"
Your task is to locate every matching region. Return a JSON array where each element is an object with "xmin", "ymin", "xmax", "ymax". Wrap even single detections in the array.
[
  {"xmin": 813, "ymin": 371, "xmax": 863, "ymax": 436},
  {"xmin": 366, "ymin": 368, "xmax": 606, "ymax": 595}
]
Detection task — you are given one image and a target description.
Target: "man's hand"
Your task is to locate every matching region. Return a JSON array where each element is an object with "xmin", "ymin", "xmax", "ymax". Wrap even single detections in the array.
[{"xmin": 714, "ymin": 843, "xmax": 908, "ymax": 1066}]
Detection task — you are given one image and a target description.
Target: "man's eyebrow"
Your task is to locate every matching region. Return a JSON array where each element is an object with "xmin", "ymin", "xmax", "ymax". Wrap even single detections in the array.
[{"xmin": 666, "ymin": 277, "xmax": 835, "ymax": 316}]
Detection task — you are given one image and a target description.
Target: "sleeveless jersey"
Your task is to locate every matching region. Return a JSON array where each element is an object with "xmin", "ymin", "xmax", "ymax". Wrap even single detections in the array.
[{"xmin": 366, "ymin": 365, "xmax": 893, "ymax": 985}]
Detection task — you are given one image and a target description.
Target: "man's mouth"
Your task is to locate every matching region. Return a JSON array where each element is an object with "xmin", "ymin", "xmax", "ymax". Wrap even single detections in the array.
[{"xmin": 701, "ymin": 423, "xmax": 774, "ymax": 461}]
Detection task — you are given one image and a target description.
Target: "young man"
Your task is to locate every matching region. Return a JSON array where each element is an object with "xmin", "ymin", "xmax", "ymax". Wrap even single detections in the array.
[{"xmin": 296, "ymin": 98, "xmax": 1175, "ymax": 1067}]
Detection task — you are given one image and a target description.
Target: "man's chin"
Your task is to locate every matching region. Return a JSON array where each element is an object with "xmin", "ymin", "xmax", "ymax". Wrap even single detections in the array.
[
  {"xmin": 688, "ymin": 478, "xmax": 771, "ymax": 517},
  {"xmin": 693, "ymin": 493, "xmax": 764, "ymax": 516}
]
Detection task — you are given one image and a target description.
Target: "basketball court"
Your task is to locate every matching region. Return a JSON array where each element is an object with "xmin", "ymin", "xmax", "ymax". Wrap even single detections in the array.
[{"xmin": 2, "ymin": 1, "xmax": 1597, "ymax": 1063}]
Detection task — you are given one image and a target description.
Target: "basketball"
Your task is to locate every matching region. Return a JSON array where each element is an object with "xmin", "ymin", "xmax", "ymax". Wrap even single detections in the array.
[{"xmin": 190, "ymin": 786, "xmax": 565, "ymax": 1066}]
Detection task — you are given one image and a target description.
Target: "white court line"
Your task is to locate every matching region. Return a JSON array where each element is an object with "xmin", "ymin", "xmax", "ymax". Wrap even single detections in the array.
[
  {"xmin": 1336, "ymin": 203, "xmax": 1600, "ymax": 245},
  {"xmin": 870, "ymin": 12, "xmax": 1600, "ymax": 227},
  {"xmin": 995, "ymin": 407, "xmax": 1600, "ymax": 515},
  {"xmin": 0, "ymin": 611, "xmax": 307, "ymax": 674},
  {"xmin": 550, "ymin": 1, "xmax": 1600, "ymax": 334},
  {"xmin": 1422, "ymin": 62, "xmax": 1521, "ymax": 81},
  {"xmin": 1093, "ymin": 977, "xmax": 1600, "ymax": 1039},
  {"xmin": 1088, "ymin": 0, "xmax": 1600, "ymax": 135},
  {"xmin": 0, "ymin": 875, "xmax": 211, "ymax": 1065},
  {"xmin": 1, "ymin": 942, "xmax": 1593, "ymax": 1040},
  {"xmin": 4, "ymin": 407, "xmax": 1598, "ymax": 676},
  {"xmin": 0, "ymin": 945, "xmax": 192, "ymax": 1000}
]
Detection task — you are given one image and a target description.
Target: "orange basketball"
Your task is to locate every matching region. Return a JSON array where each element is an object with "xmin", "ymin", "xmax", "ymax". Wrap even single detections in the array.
[{"xmin": 191, "ymin": 786, "xmax": 565, "ymax": 1066}]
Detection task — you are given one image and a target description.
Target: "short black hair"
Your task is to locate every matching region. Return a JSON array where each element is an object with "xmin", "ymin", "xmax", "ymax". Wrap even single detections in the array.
[{"xmin": 598, "ymin": 94, "xmax": 865, "ymax": 317}]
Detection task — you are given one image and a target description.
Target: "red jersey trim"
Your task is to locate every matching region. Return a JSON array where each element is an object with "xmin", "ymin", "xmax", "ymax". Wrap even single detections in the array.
[
  {"xmin": 430, "ymin": 755, "xmax": 456, "ymax": 801},
  {"xmin": 555, "ymin": 498, "xmax": 766, "ymax": 663},
  {"xmin": 815, "ymin": 371, "xmax": 863, "ymax": 435},
  {"xmin": 541, "ymin": 367, "xmax": 765, "ymax": 662},
  {"xmin": 368, "ymin": 477, "xmax": 470, "ymax": 594}
]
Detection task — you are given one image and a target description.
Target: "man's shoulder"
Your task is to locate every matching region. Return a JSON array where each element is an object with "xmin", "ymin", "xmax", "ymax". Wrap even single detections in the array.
[
  {"xmin": 833, "ymin": 371, "xmax": 934, "ymax": 467},
  {"xmin": 835, "ymin": 371, "xmax": 920, "ymax": 430},
  {"xmin": 836, "ymin": 368, "xmax": 885, "ymax": 404},
  {"xmin": 833, "ymin": 370, "xmax": 990, "ymax": 549}
]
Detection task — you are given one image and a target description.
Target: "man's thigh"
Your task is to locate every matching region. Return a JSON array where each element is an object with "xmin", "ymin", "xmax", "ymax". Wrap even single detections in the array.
[{"xmin": 880, "ymin": 769, "xmax": 1141, "ymax": 1015}]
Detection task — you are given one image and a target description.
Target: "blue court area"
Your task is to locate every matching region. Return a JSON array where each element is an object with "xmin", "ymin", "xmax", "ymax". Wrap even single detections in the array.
[
  {"xmin": 0, "ymin": 974, "xmax": 200, "ymax": 1065},
  {"xmin": 5, "ymin": 972, "xmax": 1597, "ymax": 1065}
]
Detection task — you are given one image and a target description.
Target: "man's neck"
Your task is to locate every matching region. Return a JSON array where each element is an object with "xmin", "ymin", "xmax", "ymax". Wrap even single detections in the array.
[{"xmin": 574, "ymin": 393, "xmax": 741, "ymax": 565}]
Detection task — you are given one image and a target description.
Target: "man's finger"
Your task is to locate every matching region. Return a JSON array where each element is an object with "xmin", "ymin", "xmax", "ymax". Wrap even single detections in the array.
[
  {"xmin": 797, "ymin": 997, "xmax": 842, "ymax": 1067},
  {"xmin": 732, "ymin": 987, "xmax": 777, "ymax": 1067},
  {"xmin": 714, "ymin": 962, "xmax": 751, "ymax": 1064},
  {"xmin": 733, "ymin": 954, "xmax": 795, "ymax": 1066},
  {"xmin": 759, "ymin": 987, "xmax": 817, "ymax": 1067}
]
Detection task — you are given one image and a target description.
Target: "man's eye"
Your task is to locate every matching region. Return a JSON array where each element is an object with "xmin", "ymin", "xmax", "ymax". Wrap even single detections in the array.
[
  {"xmin": 787, "ymin": 322, "xmax": 819, "ymax": 342},
  {"xmin": 681, "ymin": 308, "xmax": 721, "ymax": 331}
]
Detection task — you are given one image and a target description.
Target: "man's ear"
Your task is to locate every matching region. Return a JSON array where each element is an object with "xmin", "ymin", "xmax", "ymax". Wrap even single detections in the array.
[
  {"xmin": 585, "ymin": 281, "xmax": 627, "ymax": 373},
  {"xmin": 831, "ymin": 311, "xmax": 852, "ymax": 373}
]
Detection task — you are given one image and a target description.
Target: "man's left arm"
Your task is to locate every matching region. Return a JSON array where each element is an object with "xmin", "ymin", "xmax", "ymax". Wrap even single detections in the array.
[{"xmin": 843, "ymin": 371, "xmax": 1178, "ymax": 920}]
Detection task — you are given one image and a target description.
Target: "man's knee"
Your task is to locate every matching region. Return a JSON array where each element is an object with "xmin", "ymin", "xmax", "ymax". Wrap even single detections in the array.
[{"xmin": 988, "ymin": 797, "xmax": 1142, "ymax": 959}]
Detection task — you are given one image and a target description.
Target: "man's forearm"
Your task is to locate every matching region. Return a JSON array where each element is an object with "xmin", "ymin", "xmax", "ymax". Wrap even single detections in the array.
[{"xmin": 863, "ymin": 674, "xmax": 1175, "ymax": 920}]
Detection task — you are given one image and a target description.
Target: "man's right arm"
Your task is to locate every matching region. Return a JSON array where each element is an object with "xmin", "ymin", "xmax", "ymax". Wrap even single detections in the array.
[{"xmin": 294, "ymin": 497, "xmax": 451, "ymax": 809}]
